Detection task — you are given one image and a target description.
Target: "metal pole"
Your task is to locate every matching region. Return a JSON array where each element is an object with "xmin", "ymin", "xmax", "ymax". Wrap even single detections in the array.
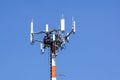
[
  {"xmin": 50, "ymin": 49, "xmax": 52, "ymax": 80},
  {"xmin": 50, "ymin": 45, "xmax": 56, "ymax": 80}
]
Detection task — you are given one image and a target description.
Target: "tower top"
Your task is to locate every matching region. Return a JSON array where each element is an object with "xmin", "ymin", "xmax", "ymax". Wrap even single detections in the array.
[{"xmin": 30, "ymin": 16, "xmax": 76, "ymax": 54}]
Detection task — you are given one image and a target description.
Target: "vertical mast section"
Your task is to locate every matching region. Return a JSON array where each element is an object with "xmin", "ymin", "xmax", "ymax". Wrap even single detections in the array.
[{"xmin": 50, "ymin": 45, "xmax": 56, "ymax": 80}]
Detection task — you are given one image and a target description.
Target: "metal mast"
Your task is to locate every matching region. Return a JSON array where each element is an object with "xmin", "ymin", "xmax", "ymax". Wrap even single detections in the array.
[{"xmin": 30, "ymin": 16, "xmax": 76, "ymax": 80}]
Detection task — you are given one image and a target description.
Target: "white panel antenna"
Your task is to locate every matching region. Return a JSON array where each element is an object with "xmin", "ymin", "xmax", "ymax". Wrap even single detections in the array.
[
  {"xmin": 31, "ymin": 20, "xmax": 34, "ymax": 33},
  {"xmin": 46, "ymin": 24, "xmax": 49, "ymax": 32},
  {"xmin": 40, "ymin": 43, "xmax": 43, "ymax": 50},
  {"xmin": 53, "ymin": 33, "xmax": 55, "ymax": 41},
  {"xmin": 30, "ymin": 20, "xmax": 34, "ymax": 43},
  {"xmin": 61, "ymin": 18, "xmax": 65, "ymax": 32},
  {"xmin": 72, "ymin": 20, "xmax": 76, "ymax": 33},
  {"xmin": 40, "ymin": 43, "xmax": 44, "ymax": 53}
]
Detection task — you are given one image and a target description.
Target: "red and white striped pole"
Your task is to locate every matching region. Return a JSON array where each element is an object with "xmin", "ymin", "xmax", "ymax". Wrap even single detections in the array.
[{"xmin": 50, "ymin": 45, "xmax": 56, "ymax": 80}]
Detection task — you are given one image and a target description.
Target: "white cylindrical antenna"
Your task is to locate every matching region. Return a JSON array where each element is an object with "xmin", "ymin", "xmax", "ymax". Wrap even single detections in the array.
[
  {"xmin": 31, "ymin": 20, "xmax": 34, "ymax": 34},
  {"xmin": 40, "ymin": 43, "xmax": 43, "ymax": 50},
  {"xmin": 53, "ymin": 33, "xmax": 55, "ymax": 41},
  {"xmin": 61, "ymin": 17, "xmax": 65, "ymax": 32},
  {"xmin": 30, "ymin": 20, "xmax": 34, "ymax": 43},
  {"xmin": 46, "ymin": 24, "xmax": 49, "ymax": 32},
  {"xmin": 40, "ymin": 43, "xmax": 44, "ymax": 53},
  {"xmin": 72, "ymin": 20, "xmax": 76, "ymax": 33}
]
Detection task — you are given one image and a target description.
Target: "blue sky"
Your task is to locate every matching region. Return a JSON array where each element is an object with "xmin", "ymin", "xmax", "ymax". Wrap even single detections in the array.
[{"xmin": 0, "ymin": 0, "xmax": 120, "ymax": 80}]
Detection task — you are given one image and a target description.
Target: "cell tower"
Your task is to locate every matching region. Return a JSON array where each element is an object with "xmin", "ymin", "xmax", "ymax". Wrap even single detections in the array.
[{"xmin": 30, "ymin": 16, "xmax": 76, "ymax": 80}]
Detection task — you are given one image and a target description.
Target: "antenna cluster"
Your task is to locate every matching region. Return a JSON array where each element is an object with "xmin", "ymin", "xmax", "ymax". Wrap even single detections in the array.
[{"xmin": 30, "ymin": 16, "xmax": 76, "ymax": 53}]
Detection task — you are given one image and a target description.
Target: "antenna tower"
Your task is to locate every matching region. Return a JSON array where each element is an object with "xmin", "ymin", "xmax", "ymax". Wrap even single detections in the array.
[{"xmin": 30, "ymin": 16, "xmax": 76, "ymax": 80}]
